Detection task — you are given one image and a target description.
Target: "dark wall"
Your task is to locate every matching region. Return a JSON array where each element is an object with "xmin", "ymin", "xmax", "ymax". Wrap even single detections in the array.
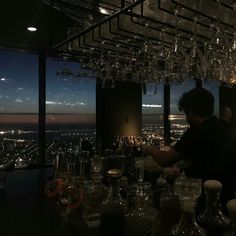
[{"xmin": 96, "ymin": 81, "xmax": 142, "ymax": 151}]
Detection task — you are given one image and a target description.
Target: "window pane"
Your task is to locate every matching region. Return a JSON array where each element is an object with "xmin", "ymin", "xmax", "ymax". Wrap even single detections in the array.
[
  {"xmin": 203, "ymin": 80, "xmax": 220, "ymax": 117},
  {"xmin": 170, "ymin": 80, "xmax": 195, "ymax": 142},
  {"xmin": 0, "ymin": 49, "xmax": 39, "ymax": 168},
  {"xmin": 46, "ymin": 59, "xmax": 96, "ymax": 164},
  {"xmin": 142, "ymin": 82, "xmax": 164, "ymax": 145}
]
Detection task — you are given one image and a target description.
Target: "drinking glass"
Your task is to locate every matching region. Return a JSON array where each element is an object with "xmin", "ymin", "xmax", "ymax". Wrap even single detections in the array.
[
  {"xmin": 82, "ymin": 180, "xmax": 108, "ymax": 228},
  {"xmin": 135, "ymin": 158, "xmax": 144, "ymax": 184},
  {"xmin": 91, "ymin": 153, "xmax": 103, "ymax": 180}
]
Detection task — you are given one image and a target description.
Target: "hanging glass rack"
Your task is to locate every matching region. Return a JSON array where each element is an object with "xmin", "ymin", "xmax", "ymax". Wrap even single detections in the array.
[{"xmin": 52, "ymin": 0, "xmax": 236, "ymax": 85}]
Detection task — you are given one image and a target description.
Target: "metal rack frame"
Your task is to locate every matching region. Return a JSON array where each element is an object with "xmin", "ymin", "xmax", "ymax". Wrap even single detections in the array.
[{"xmin": 52, "ymin": 0, "xmax": 236, "ymax": 79}]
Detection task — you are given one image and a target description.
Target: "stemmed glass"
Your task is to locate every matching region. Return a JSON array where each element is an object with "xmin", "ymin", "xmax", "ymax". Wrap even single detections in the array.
[
  {"xmin": 135, "ymin": 157, "xmax": 145, "ymax": 185},
  {"xmin": 56, "ymin": 61, "xmax": 74, "ymax": 82},
  {"xmin": 91, "ymin": 152, "xmax": 103, "ymax": 181}
]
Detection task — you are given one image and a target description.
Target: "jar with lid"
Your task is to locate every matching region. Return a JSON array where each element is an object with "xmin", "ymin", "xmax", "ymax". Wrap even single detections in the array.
[
  {"xmin": 170, "ymin": 174, "xmax": 206, "ymax": 236},
  {"xmin": 197, "ymin": 180, "xmax": 230, "ymax": 236}
]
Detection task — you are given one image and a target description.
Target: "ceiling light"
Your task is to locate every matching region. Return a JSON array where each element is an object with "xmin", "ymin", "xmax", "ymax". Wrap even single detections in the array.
[
  {"xmin": 99, "ymin": 7, "xmax": 109, "ymax": 15},
  {"xmin": 27, "ymin": 26, "xmax": 37, "ymax": 32}
]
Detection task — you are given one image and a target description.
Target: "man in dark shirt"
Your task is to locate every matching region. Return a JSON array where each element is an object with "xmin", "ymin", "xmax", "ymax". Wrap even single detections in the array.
[{"xmin": 142, "ymin": 88, "xmax": 231, "ymax": 182}]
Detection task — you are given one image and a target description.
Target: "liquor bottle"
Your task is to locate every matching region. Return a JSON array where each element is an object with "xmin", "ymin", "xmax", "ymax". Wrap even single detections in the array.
[
  {"xmin": 159, "ymin": 183, "xmax": 180, "ymax": 236},
  {"xmin": 170, "ymin": 175, "xmax": 206, "ymax": 236},
  {"xmin": 100, "ymin": 169, "xmax": 128, "ymax": 236},
  {"xmin": 223, "ymin": 199, "xmax": 236, "ymax": 236},
  {"xmin": 197, "ymin": 180, "xmax": 230, "ymax": 236}
]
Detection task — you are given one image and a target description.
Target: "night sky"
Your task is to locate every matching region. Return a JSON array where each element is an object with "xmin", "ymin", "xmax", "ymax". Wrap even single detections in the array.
[{"xmin": 0, "ymin": 49, "xmax": 219, "ymax": 122}]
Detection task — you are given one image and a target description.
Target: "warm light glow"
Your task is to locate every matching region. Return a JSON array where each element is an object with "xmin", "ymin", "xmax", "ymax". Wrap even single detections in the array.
[
  {"xmin": 27, "ymin": 26, "xmax": 37, "ymax": 32},
  {"xmin": 229, "ymin": 73, "xmax": 236, "ymax": 84},
  {"xmin": 99, "ymin": 7, "xmax": 109, "ymax": 15}
]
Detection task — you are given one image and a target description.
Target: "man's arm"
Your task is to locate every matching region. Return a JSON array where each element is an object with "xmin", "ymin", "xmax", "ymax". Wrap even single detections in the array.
[{"xmin": 142, "ymin": 145, "xmax": 181, "ymax": 167}]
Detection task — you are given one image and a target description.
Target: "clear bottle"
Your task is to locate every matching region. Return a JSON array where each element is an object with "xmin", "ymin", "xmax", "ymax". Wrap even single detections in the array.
[
  {"xmin": 197, "ymin": 180, "xmax": 230, "ymax": 236},
  {"xmin": 125, "ymin": 183, "xmax": 159, "ymax": 236},
  {"xmin": 223, "ymin": 199, "xmax": 236, "ymax": 236},
  {"xmin": 79, "ymin": 150, "xmax": 91, "ymax": 179},
  {"xmin": 159, "ymin": 177, "xmax": 180, "ymax": 236},
  {"xmin": 154, "ymin": 174, "xmax": 170, "ymax": 209},
  {"xmin": 82, "ymin": 178, "xmax": 108, "ymax": 228},
  {"xmin": 100, "ymin": 169, "xmax": 128, "ymax": 236},
  {"xmin": 170, "ymin": 201, "xmax": 207, "ymax": 236},
  {"xmin": 170, "ymin": 175, "xmax": 205, "ymax": 236}
]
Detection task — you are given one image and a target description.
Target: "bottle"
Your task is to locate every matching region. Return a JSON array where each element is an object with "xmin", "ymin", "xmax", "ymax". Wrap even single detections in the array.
[
  {"xmin": 82, "ymin": 178, "xmax": 108, "ymax": 228},
  {"xmin": 159, "ymin": 184, "xmax": 180, "ymax": 236},
  {"xmin": 100, "ymin": 169, "xmax": 128, "ymax": 236},
  {"xmin": 170, "ymin": 201, "xmax": 207, "ymax": 236},
  {"xmin": 154, "ymin": 174, "xmax": 169, "ymax": 209},
  {"xmin": 79, "ymin": 150, "xmax": 91, "ymax": 179},
  {"xmin": 223, "ymin": 199, "xmax": 236, "ymax": 236},
  {"xmin": 197, "ymin": 180, "xmax": 230, "ymax": 236},
  {"xmin": 125, "ymin": 182, "xmax": 159, "ymax": 236},
  {"xmin": 120, "ymin": 176, "xmax": 129, "ymax": 199},
  {"xmin": 170, "ymin": 176, "xmax": 206, "ymax": 236}
]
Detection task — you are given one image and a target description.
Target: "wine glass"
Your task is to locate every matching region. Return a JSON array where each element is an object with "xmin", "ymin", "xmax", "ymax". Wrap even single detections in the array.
[
  {"xmin": 135, "ymin": 158, "xmax": 144, "ymax": 185},
  {"xmin": 91, "ymin": 153, "xmax": 103, "ymax": 181}
]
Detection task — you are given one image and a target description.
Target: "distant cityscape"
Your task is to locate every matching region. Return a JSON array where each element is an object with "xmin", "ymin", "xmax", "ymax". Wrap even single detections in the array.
[{"xmin": 0, "ymin": 114, "xmax": 188, "ymax": 168}]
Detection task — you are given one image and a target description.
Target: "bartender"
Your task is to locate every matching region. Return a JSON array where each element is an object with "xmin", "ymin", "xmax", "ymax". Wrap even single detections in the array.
[{"xmin": 142, "ymin": 88, "xmax": 231, "ymax": 182}]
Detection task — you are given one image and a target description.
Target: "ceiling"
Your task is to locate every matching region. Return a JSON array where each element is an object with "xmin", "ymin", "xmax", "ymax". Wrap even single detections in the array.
[
  {"xmin": 1, "ymin": 0, "xmax": 235, "ymax": 57},
  {"xmin": 0, "ymin": 0, "xmax": 77, "ymax": 53}
]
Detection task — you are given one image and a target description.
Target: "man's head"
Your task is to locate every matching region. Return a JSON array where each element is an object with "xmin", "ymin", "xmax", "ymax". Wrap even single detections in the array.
[
  {"xmin": 178, "ymin": 88, "xmax": 214, "ymax": 125},
  {"xmin": 221, "ymin": 106, "xmax": 232, "ymax": 123}
]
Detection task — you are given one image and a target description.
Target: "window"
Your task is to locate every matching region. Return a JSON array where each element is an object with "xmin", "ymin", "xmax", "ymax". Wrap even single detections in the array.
[
  {"xmin": 142, "ymin": 82, "xmax": 164, "ymax": 145},
  {"xmin": 203, "ymin": 80, "xmax": 220, "ymax": 117},
  {"xmin": 0, "ymin": 49, "xmax": 39, "ymax": 168},
  {"xmin": 46, "ymin": 58, "xmax": 96, "ymax": 163},
  {"xmin": 170, "ymin": 80, "xmax": 195, "ymax": 143}
]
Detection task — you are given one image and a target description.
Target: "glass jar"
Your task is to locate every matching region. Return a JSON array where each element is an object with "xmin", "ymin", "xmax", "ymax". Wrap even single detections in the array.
[
  {"xmin": 100, "ymin": 169, "xmax": 128, "ymax": 236},
  {"xmin": 197, "ymin": 180, "xmax": 230, "ymax": 236},
  {"xmin": 170, "ymin": 175, "xmax": 205, "ymax": 236}
]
